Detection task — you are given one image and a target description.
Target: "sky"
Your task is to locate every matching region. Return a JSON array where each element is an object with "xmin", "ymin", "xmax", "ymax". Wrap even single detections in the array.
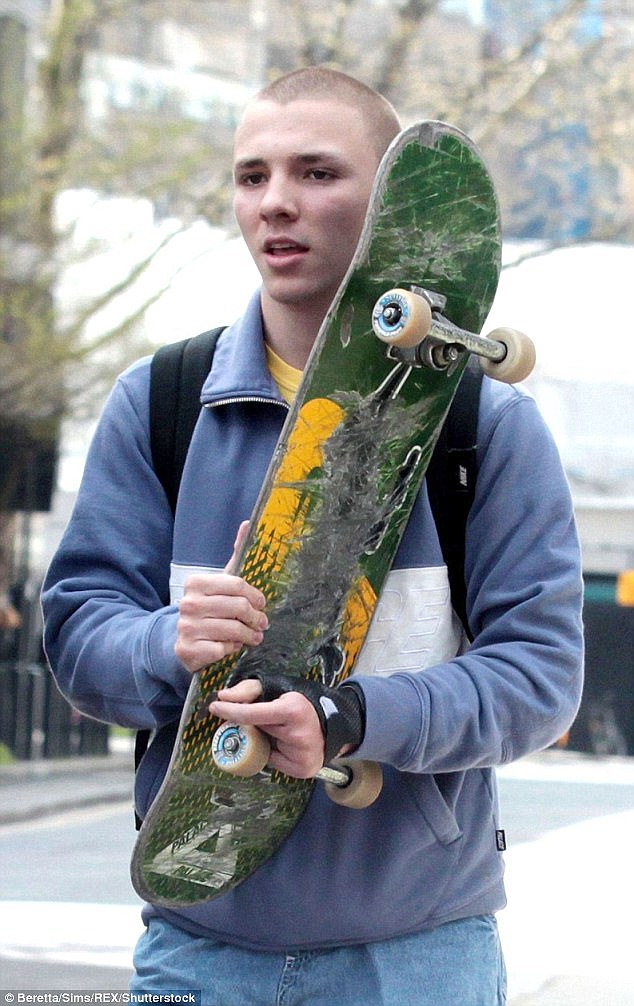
[{"xmin": 444, "ymin": 0, "xmax": 484, "ymax": 22}]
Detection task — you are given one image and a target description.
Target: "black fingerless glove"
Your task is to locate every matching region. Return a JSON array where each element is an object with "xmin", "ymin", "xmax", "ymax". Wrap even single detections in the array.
[{"xmin": 233, "ymin": 671, "xmax": 366, "ymax": 765}]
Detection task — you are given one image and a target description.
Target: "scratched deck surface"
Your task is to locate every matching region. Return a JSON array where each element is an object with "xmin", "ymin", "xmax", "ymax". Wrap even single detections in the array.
[{"xmin": 131, "ymin": 121, "xmax": 501, "ymax": 908}]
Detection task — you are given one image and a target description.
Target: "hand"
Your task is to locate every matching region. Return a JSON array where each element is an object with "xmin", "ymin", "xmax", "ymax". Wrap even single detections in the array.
[
  {"xmin": 175, "ymin": 522, "xmax": 269, "ymax": 673},
  {"xmin": 209, "ymin": 678, "xmax": 326, "ymax": 779}
]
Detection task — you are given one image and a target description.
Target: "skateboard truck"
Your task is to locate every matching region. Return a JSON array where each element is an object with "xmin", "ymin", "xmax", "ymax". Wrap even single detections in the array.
[
  {"xmin": 211, "ymin": 721, "xmax": 383, "ymax": 809},
  {"xmin": 372, "ymin": 287, "xmax": 535, "ymax": 384}
]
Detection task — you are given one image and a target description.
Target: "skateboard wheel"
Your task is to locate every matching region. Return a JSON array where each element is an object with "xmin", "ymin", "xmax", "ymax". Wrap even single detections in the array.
[
  {"xmin": 211, "ymin": 722, "xmax": 270, "ymax": 777},
  {"xmin": 372, "ymin": 289, "xmax": 432, "ymax": 349},
  {"xmin": 324, "ymin": 759, "xmax": 383, "ymax": 809},
  {"xmin": 480, "ymin": 327, "xmax": 536, "ymax": 384}
]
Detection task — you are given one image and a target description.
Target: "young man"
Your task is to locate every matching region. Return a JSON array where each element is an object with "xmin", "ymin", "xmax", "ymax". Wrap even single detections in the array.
[{"xmin": 42, "ymin": 68, "xmax": 583, "ymax": 1004}]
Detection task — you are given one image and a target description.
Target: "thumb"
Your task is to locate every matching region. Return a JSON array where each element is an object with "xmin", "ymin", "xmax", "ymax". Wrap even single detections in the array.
[{"xmin": 224, "ymin": 520, "xmax": 250, "ymax": 574}]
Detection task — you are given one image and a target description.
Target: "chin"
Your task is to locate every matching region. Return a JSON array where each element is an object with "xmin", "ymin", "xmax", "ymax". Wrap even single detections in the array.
[{"xmin": 269, "ymin": 284, "xmax": 333, "ymax": 313}]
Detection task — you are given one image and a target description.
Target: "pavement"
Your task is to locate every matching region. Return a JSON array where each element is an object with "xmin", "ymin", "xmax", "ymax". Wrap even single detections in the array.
[
  {"xmin": 1, "ymin": 745, "xmax": 633, "ymax": 1005},
  {"xmin": 497, "ymin": 758, "xmax": 634, "ymax": 1006},
  {"xmin": 0, "ymin": 748, "xmax": 135, "ymax": 826}
]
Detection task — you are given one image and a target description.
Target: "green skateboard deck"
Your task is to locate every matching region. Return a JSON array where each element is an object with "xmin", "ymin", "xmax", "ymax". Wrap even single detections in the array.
[{"xmin": 131, "ymin": 121, "xmax": 501, "ymax": 908}]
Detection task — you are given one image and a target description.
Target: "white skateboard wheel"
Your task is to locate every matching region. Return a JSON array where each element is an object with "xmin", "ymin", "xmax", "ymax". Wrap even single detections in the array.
[
  {"xmin": 481, "ymin": 327, "xmax": 536, "ymax": 384},
  {"xmin": 372, "ymin": 289, "xmax": 432, "ymax": 349},
  {"xmin": 324, "ymin": 759, "xmax": 383, "ymax": 808},
  {"xmin": 211, "ymin": 722, "xmax": 270, "ymax": 777}
]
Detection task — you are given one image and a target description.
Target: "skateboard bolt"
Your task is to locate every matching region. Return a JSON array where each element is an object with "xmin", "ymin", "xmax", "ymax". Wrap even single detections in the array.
[
  {"xmin": 223, "ymin": 735, "xmax": 240, "ymax": 755},
  {"xmin": 382, "ymin": 304, "xmax": 403, "ymax": 327}
]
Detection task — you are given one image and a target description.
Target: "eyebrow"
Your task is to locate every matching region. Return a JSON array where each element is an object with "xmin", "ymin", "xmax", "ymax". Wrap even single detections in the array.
[{"xmin": 234, "ymin": 151, "xmax": 350, "ymax": 173}]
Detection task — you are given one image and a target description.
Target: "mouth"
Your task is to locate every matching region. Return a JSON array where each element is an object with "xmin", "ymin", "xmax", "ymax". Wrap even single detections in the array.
[{"xmin": 263, "ymin": 238, "xmax": 309, "ymax": 258}]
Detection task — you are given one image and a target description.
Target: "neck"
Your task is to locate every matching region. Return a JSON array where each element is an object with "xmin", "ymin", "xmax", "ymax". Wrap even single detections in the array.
[{"xmin": 260, "ymin": 292, "xmax": 328, "ymax": 369}]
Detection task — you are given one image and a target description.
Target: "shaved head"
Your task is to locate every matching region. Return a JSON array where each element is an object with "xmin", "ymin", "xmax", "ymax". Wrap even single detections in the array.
[{"xmin": 248, "ymin": 67, "xmax": 401, "ymax": 161}]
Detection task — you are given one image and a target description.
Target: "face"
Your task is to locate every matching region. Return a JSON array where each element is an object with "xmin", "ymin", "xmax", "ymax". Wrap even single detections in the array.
[{"xmin": 233, "ymin": 98, "xmax": 380, "ymax": 321}]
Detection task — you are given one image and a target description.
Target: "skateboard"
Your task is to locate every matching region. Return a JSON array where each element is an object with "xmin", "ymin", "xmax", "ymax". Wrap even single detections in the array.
[{"xmin": 131, "ymin": 121, "xmax": 534, "ymax": 908}]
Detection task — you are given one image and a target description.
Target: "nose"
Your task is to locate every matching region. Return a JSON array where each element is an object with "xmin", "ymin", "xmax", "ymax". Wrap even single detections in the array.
[{"xmin": 258, "ymin": 173, "xmax": 298, "ymax": 221}]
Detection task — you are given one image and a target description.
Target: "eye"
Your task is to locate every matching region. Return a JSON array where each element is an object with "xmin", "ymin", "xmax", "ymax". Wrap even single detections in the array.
[
  {"xmin": 237, "ymin": 171, "xmax": 267, "ymax": 187},
  {"xmin": 307, "ymin": 168, "xmax": 335, "ymax": 181}
]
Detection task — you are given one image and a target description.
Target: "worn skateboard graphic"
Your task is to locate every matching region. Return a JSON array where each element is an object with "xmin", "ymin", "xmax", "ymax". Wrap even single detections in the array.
[{"xmin": 131, "ymin": 121, "xmax": 533, "ymax": 908}]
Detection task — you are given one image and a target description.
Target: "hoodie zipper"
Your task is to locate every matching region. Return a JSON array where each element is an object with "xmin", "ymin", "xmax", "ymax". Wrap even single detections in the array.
[{"xmin": 204, "ymin": 396, "xmax": 289, "ymax": 410}]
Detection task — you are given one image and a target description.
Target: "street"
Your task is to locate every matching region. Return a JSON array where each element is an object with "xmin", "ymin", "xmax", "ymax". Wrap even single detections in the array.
[
  {"xmin": 1, "ymin": 802, "xmax": 140, "ymax": 988},
  {"xmin": 1, "ymin": 753, "xmax": 633, "ymax": 1002}
]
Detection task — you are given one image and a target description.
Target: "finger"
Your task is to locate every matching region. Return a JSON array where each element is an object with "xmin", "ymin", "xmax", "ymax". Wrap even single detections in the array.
[
  {"xmin": 208, "ymin": 692, "xmax": 319, "ymax": 735},
  {"xmin": 224, "ymin": 520, "xmax": 250, "ymax": 575},
  {"xmin": 176, "ymin": 638, "xmax": 243, "ymax": 675},
  {"xmin": 267, "ymin": 748, "xmax": 323, "ymax": 780},
  {"xmin": 179, "ymin": 592, "xmax": 268, "ymax": 633},
  {"xmin": 180, "ymin": 617, "xmax": 266, "ymax": 652},
  {"xmin": 214, "ymin": 679, "xmax": 264, "ymax": 704},
  {"xmin": 210, "ymin": 596, "xmax": 268, "ymax": 633},
  {"xmin": 175, "ymin": 614, "xmax": 266, "ymax": 673},
  {"xmin": 184, "ymin": 572, "xmax": 266, "ymax": 613},
  {"xmin": 208, "ymin": 696, "xmax": 281, "ymax": 725}
]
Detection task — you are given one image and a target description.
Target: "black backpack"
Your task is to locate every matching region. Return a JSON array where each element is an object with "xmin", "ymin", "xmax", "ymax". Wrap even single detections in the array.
[{"xmin": 135, "ymin": 328, "xmax": 482, "ymax": 797}]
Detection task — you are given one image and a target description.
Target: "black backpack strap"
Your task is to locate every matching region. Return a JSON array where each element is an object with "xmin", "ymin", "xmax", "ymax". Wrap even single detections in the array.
[
  {"xmin": 134, "ymin": 327, "xmax": 225, "ymax": 827},
  {"xmin": 150, "ymin": 326, "xmax": 226, "ymax": 515},
  {"xmin": 426, "ymin": 358, "xmax": 483, "ymax": 641}
]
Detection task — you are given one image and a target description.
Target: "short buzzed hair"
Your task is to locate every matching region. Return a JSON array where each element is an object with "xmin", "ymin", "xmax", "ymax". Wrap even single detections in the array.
[{"xmin": 254, "ymin": 66, "xmax": 401, "ymax": 160}]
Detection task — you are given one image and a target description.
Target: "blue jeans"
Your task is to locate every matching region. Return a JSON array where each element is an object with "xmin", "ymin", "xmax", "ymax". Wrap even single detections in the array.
[{"xmin": 130, "ymin": 914, "xmax": 507, "ymax": 1005}]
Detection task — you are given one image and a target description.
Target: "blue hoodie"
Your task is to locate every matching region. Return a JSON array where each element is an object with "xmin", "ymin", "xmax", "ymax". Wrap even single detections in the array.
[{"xmin": 42, "ymin": 290, "xmax": 583, "ymax": 951}]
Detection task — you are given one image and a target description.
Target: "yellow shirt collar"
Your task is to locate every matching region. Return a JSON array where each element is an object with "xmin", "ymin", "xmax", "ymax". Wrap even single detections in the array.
[{"xmin": 265, "ymin": 343, "xmax": 303, "ymax": 404}]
